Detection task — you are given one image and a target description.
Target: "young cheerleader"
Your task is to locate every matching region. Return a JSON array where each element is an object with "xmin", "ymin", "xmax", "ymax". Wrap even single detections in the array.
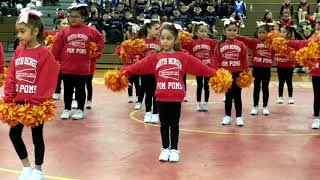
[
  {"xmin": 187, "ymin": 22, "xmax": 218, "ymax": 111},
  {"xmin": 213, "ymin": 19, "xmax": 249, "ymax": 126},
  {"xmin": 124, "ymin": 23, "xmax": 216, "ymax": 162},
  {"xmin": 52, "ymin": 3, "xmax": 104, "ymax": 120},
  {"xmin": 47, "ymin": 18, "xmax": 69, "ymax": 100},
  {"xmin": 236, "ymin": 23, "xmax": 274, "ymax": 116},
  {"xmin": 134, "ymin": 20, "xmax": 161, "ymax": 124},
  {"xmin": 275, "ymin": 26, "xmax": 296, "ymax": 104},
  {"xmin": 4, "ymin": 8, "xmax": 59, "ymax": 180}
]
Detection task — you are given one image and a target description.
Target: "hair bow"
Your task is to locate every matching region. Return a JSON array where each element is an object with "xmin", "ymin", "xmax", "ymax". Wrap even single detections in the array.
[
  {"xmin": 128, "ymin": 22, "xmax": 141, "ymax": 33},
  {"xmin": 17, "ymin": 7, "xmax": 42, "ymax": 24},
  {"xmin": 160, "ymin": 22, "xmax": 183, "ymax": 31},
  {"xmin": 256, "ymin": 21, "xmax": 274, "ymax": 27},
  {"xmin": 191, "ymin": 21, "xmax": 208, "ymax": 26},
  {"xmin": 67, "ymin": 3, "xmax": 88, "ymax": 10},
  {"xmin": 221, "ymin": 18, "xmax": 240, "ymax": 27}
]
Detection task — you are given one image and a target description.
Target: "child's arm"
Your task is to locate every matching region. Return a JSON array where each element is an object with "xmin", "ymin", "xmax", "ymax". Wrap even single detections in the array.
[
  {"xmin": 51, "ymin": 31, "xmax": 64, "ymax": 62},
  {"xmin": 185, "ymin": 53, "xmax": 216, "ymax": 77},
  {"xmin": 32, "ymin": 52, "xmax": 59, "ymax": 105},
  {"xmin": 125, "ymin": 54, "xmax": 156, "ymax": 76},
  {"xmin": 236, "ymin": 35, "xmax": 257, "ymax": 49},
  {"xmin": 0, "ymin": 43, "xmax": 5, "ymax": 73},
  {"xmin": 212, "ymin": 45, "xmax": 222, "ymax": 69},
  {"xmin": 240, "ymin": 43, "xmax": 249, "ymax": 70},
  {"xmin": 93, "ymin": 28, "xmax": 105, "ymax": 59},
  {"xmin": 4, "ymin": 53, "xmax": 17, "ymax": 102},
  {"xmin": 287, "ymin": 40, "xmax": 309, "ymax": 50}
]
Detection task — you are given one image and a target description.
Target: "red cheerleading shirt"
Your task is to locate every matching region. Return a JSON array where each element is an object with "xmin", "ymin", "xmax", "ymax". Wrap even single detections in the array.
[{"xmin": 186, "ymin": 38, "xmax": 219, "ymax": 66}]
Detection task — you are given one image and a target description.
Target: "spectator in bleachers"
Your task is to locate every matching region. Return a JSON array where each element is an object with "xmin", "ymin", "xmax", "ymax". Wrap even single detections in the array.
[
  {"xmin": 101, "ymin": 12, "xmax": 111, "ymax": 41},
  {"xmin": 106, "ymin": 11, "xmax": 124, "ymax": 43},
  {"xmin": 280, "ymin": 0, "xmax": 293, "ymax": 17},
  {"xmin": 204, "ymin": 3, "xmax": 217, "ymax": 34},
  {"xmin": 116, "ymin": 2, "xmax": 125, "ymax": 20},
  {"xmin": 232, "ymin": 0, "xmax": 246, "ymax": 18},
  {"xmin": 192, "ymin": 5, "xmax": 203, "ymax": 22},
  {"xmin": 136, "ymin": 11, "xmax": 145, "ymax": 27},
  {"xmin": 262, "ymin": 10, "xmax": 273, "ymax": 24},
  {"xmin": 150, "ymin": 0, "xmax": 161, "ymax": 16},
  {"xmin": 0, "ymin": 0, "xmax": 10, "ymax": 16},
  {"xmin": 280, "ymin": 11, "xmax": 294, "ymax": 28},
  {"xmin": 88, "ymin": 9, "xmax": 101, "ymax": 30},
  {"xmin": 144, "ymin": 4, "xmax": 152, "ymax": 19},
  {"xmin": 179, "ymin": 3, "xmax": 192, "ymax": 30},
  {"xmin": 119, "ymin": 0, "xmax": 130, "ymax": 12},
  {"xmin": 135, "ymin": 0, "xmax": 146, "ymax": 16},
  {"xmin": 298, "ymin": 0, "xmax": 310, "ymax": 25},
  {"xmin": 162, "ymin": 0, "xmax": 175, "ymax": 22},
  {"xmin": 215, "ymin": 0, "xmax": 229, "ymax": 18},
  {"xmin": 230, "ymin": 10, "xmax": 244, "ymax": 28},
  {"xmin": 172, "ymin": 9, "xmax": 184, "ymax": 26}
]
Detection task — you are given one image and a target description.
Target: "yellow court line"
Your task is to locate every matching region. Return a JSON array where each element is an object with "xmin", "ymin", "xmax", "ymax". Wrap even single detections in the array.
[
  {"xmin": 0, "ymin": 168, "xmax": 80, "ymax": 180},
  {"xmin": 129, "ymin": 111, "xmax": 320, "ymax": 137}
]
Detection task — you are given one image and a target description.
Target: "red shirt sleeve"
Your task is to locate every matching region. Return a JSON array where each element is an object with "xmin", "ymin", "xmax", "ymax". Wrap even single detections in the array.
[
  {"xmin": 236, "ymin": 35, "xmax": 257, "ymax": 49},
  {"xmin": 32, "ymin": 51, "xmax": 59, "ymax": 105},
  {"xmin": 0, "ymin": 43, "xmax": 5, "ymax": 73},
  {"xmin": 212, "ymin": 44, "xmax": 222, "ymax": 69},
  {"xmin": 4, "ymin": 52, "xmax": 17, "ymax": 102},
  {"xmin": 125, "ymin": 54, "xmax": 156, "ymax": 76},
  {"xmin": 185, "ymin": 53, "xmax": 216, "ymax": 77},
  {"xmin": 240, "ymin": 42, "xmax": 249, "ymax": 70},
  {"xmin": 51, "ymin": 30, "xmax": 64, "ymax": 62},
  {"xmin": 92, "ymin": 28, "xmax": 105, "ymax": 59},
  {"xmin": 287, "ymin": 40, "xmax": 309, "ymax": 50}
]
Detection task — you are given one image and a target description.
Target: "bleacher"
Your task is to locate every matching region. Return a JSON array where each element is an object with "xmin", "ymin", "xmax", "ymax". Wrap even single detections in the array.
[{"xmin": 0, "ymin": 0, "xmax": 318, "ymax": 69}]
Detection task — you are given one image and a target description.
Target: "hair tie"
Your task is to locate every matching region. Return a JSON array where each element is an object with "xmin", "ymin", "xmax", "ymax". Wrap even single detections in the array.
[{"xmin": 160, "ymin": 22, "xmax": 183, "ymax": 31}]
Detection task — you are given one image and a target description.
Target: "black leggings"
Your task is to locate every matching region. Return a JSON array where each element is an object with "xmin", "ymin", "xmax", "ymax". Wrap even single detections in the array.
[
  {"xmin": 9, "ymin": 124, "xmax": 44, "ymax": 165},
  {"xmin": 184, "ymin": 74, "xmax": 187, "ymax": 91},
  {"xmin": 128, "ymin": 75, "xmax": 140, "ymax": 97},
  {"xmin": 196, "ymin": 76, "xmax": 210, "ymax": 102},
  {"xmin": 86, "ymin": 75, "xmax": 93, "ymax": 101},
  {"xmin": 138, "ymin": 75, "xmax": 158, "ymax": 114},
  {"xmin": 225, "ymin": 72, "xmax": 242, "ymax": 117},
  {"xmin": 54, "ymin": 73, "xmax": 63, "ymax": 94},
  {"xmin": 312, "ymin": 76, "xmax": 320, "ymax": 117},
  {"xmin": 277, "ymin": 67, "xmax": 293, "ymax": 97},
  {"xmin": 157, "ymin": 101, "xmax": 181, "ymax": 150},
  {"xmin": 62, "ymin": 74, "xmax": 87, "ymax": 111},
  {"xmin": 253, "ymin": 67, "xmax": 271, "ymax": 107}
]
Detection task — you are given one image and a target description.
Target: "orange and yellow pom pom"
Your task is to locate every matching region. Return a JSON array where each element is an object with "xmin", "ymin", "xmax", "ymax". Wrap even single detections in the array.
[
  {"xmin": 0, "ymin": 100, "xmax": 55, "ymax": 128},
  {"xmin": 88, "ymin": 42, "xmax": 99, "ymax": 59},
  {"xmin": 120, "ymin": 39, "xmax": 145, "ymax": 63},
  {"xmin": 209, "ymin": 68, "xmax": 233, "ymax": 93},
  {"xmin": 0, "ymin": 67, "xmax": 8, "ymax": 87},
  {"xmin": 271, "ymin": 37, "xmax": 296, "ymax": 62},
  {"xmin": 295, "ymin": 46, "xmax": 319, "ymax": 70},
  {"xmin": 104, "ymin": 69, "xmax": 129, "ymax": 92},
  {"xmin": 265, "ymin": 30, "xmax": 282, "ymax": 49},
  {"xmin": 179, "ymin": 31, "xmax": 192, "ymax": 47},
  {"xmin": 236, "ymin": 70, "xmax": 254, "ymax": 88},
  {"xmin": 45, "ymin": 35, "xmax": 56, "ymax": 50}
]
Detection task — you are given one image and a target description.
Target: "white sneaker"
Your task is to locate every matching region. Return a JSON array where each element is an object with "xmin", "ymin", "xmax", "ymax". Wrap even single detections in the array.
[
  {"xmin": 202, "ymin": 102, "xmax": 208, "ymax": 112},
  {"xmin": 27, "ymin": 169, "xmax": 44, "ymax": 180},
  {"xmin": 236, "ymin": 117, "xmax": 244, "ymax": 126},
  {"xmin": 60, "ymin": 110, "xmax": 71, "ymax": 119},
  {"xmin": 311, "ymin": 119, "xmax": 320, "ymax": 129},
  {"xmin": 196, "ymin": 103, "xmax": 202, "ymax": 112},
  {"xmin": 159, "ymin": 148, "xmax": 171, "ymax": 161},
  {"xmin": 85, "ymin": 100, "xmax": 92, "ymax": 109},
  {"xmin": 288, "ymin": 97, "xmax": 294, "ymax": 104},
  {"xmin": 144, "ymin": 112, "xmax": 152, "ymax": 123},
  {"xmin": 262, "ymin": 107, "xmax": 270, "ymax": 116},
  {"xmin": 169, "ymin": 149, "xmax": 180, "ymax": 162},
  {"xmin": 52, "ymin": 93, "xmax": 60, "ymax": 100},
  {"xmin": 134, "ymin": 102, "xmax": 142, "ymax": 110},
  {"xmin": 71, "ymin": 100, "xmax": 78, "ymax": 109},
  {"xmin": 71, "ymin": 110, "xmax": 85, "ymax": 120},
  {"xmin": 19, "ymin": 167, "xmax": 33, "ymax": 180},
  {"xmin": 128, "ymin": 96, "xmax": 134, "ymax": 103},
  {"xmin": 151, "ymin": 114, "xmax": 159, "ymax": 124},
  {"xmin": 240, "ymin": 24, "xmax": 245, "ymax": 28},
  {"xmin": 277, "ymin": 97, "xmax": 284, "ymax": 104},
  {"xmin": 223, "ymin": 96, "xmax": 226, "ymax": 102},
  {"xmin": 250, "ymin": 107, "xmax": 258, "ymax": 115},
  {"xmin": 183, "ymin": 96, "xmax": 189, "ymax": 102},
  {"xmin": 221, "ymin": 116, "xmax": 231, "ymax": 125}
]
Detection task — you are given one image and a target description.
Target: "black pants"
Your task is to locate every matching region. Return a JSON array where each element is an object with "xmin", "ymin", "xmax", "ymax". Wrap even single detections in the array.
[
  {"xmin": 128, "ymin": 75, "xmax": 140, "ymax": 97},
  {"xmin": 54, "ymin": 73, "xmax": 63, "ymax": 94},
  {"xmin": 312, "ymin": 76, "xmax": 320, "ymax": 117},
  {"xmin": 86, "ymin": 75, "xmax": 93, "ymax": 101},
  {"xmin": 253, "ymin": 67, "xmax": 271, "ymax": 107},
  {"xmin": 196, "ymin": 76, "xmax": 210, "ymax": 102},
  {"xmin": 138, "ymin": 75, "xmax": 158, "ymax": 114},
  {"xmin": 184, "ymin": 74, "xmax": 187, "ymax": 91},
  {"xmin": 225, "ymin": 72, "xmax": 242, "ymax": 117},
  {"xmin": 9, "ymin": 124, "xmax": 44, "ymax": 165},
  {"xmin": 157, "ymin": 101, "xmax": 181, "ymax": 150},
  {"xmin": 62, "ymin": 74, "xmax": 87, "ymax": 111},
  {"xmin": 277, "ymin": 67, "xmax": 293, "ymax": 97}
]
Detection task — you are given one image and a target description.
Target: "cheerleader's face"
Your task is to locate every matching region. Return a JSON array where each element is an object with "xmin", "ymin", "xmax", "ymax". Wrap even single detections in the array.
[
  {"xmin": 257, "ymin": 28, "xmax": 268, "ymax": 40},
  {"xmin": 68, "ymin": 10, "xmax": 85, "ymax": 26},
  {"xmin": 160, "ymin": 29, "xmax": 175, "ymax": 52},
  {"xmin": 147, "ymin": 24, "xmax": 160, "ymax": 38},
  {"xmin": 16, "ymin": 23, "xmax": 38, "ymax": 47},
  {"xmin": 224, "ymin": 24, "xmax": 238, "ymax": 40},
  {"xmin": 195, "ymin": 25, "xmax": 209, "ymax": 39},
  {"xmin": 57, "ymin": 18, "xmax": 69, "ymax": 30}
]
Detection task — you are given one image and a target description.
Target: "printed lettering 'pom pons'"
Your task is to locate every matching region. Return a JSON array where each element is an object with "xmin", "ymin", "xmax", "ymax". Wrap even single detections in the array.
[
  {"xmin": 0, "ymin": 100, "xmax": 55, "ymax": 128},
  {"xmin": 119, "ymin": 39, "xmax": 145, "ymax": 63},
  {"xmin": 209, "ymin": 68, "xmax": 233, "ymax": 93},
  {"xmin": 104, "ymin": 69, "xmax": 129, "ymax": 92},
  {"xmin": 0, "ymin": 67, "xmax": 8, "ymax": 87},
  {"xmin": 236, "ymin": 69, "xmax": 254, "ymax": 88}
]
